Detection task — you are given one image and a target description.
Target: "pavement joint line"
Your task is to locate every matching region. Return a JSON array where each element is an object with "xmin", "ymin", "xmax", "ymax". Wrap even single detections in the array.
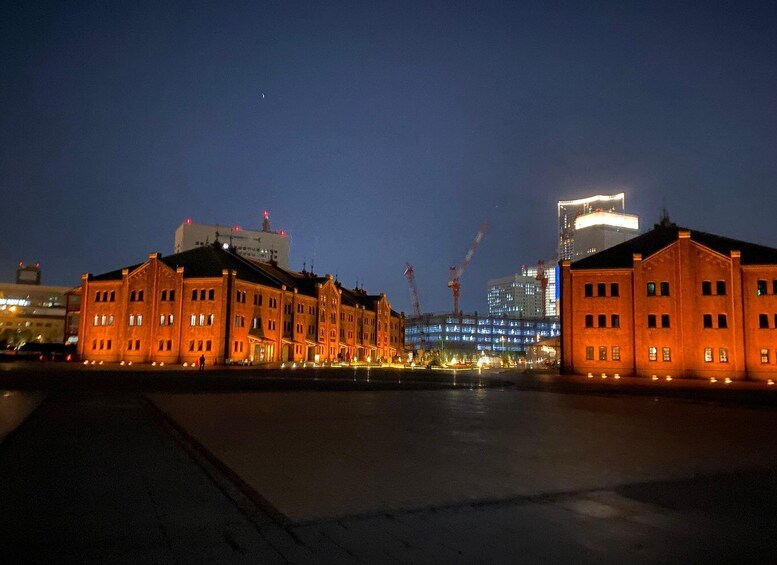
[{"xmin": 142, "ymin": 396, "xmax": 302, "ymax": 552}]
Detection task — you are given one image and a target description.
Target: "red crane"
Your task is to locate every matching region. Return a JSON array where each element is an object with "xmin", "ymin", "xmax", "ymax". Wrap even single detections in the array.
[
  {"xmin": 404, "ymin": 263, "xmax": 426, "ymax": 351},
  {"xmin": 535, "ymin": 259, "xmax": 549, "ymax": 318},
  {"xmin": 448, "ymin": 221, "xmax": 489, "ymax": 314}
]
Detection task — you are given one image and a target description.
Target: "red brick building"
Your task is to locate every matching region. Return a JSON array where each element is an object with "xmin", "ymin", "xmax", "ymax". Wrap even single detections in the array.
[
  {"xmin": 76, "ymin": 244, "xmax": 404, "ymax": 365},
  {"xmin": 561, "ymin": 221, "xmax": 777, "ymax": 381}
]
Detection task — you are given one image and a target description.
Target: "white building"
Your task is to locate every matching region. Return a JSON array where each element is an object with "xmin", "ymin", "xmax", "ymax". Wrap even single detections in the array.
[
  {"xmin": 557, "ymin": 193, "xmax": 639, "ymax": 261},
  {"xmin": 174, "ymin": 211, "xmax": 290, "ymax": 268},
  {"xmin": 487, "ymin": 263, "xmax": 557, "ymax": 319},
  {"xmin": 572, "ymin": 211, "xmax": 640, "ymax": 260}
]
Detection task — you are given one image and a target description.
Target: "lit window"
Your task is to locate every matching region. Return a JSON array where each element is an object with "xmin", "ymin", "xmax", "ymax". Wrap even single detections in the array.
[
  {"xmin": 190, "ymin": 314, "xmax": 196, "ymax": 326},
  {"xmin": 612, "ymin": 346, "xmax": 620, "ymax": 361},
  {"xmin": 648, "ymin": 346, "xmax": 657, "ymax": 361},
  {"xmin": 585, "ymin": 346, "xmax": 594, "ymax": 360},
  {"xmin": 761, "ymin": 349, "xmax": 770, "ymax": 364},
  {"xmin": 758, "ymin": 280, "xmax": 767, "ymax": 296},
  {"xmin": 719, "ymin": 348, "xmax": 728, "ymax": 363},
  {"xmin": 94, "ymin": 315, "xmax": 99, "ymax": 326},
  {"xmin": 129, "ymin": 315, "xmax": 135, "ymax": 326},
  {"xmin": 599, "ymin": 346, "xmax": 607, "ymax": 360},
  {"xmin": 704, "ymin": 347, "xmax": 713, "ymax": 362},
  {"xmin": 137, "ymin": 315, "xmax": 142, "ymax": 326},
  {"xmin": 662, "ymin": 347, "xmax": 671, "ymax": 362},
  {"xmin": 647, "ymin": 282, "xmax": 656, "ymax": 296}
]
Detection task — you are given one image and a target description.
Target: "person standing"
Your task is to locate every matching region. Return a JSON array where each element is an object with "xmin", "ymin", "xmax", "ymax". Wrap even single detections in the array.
[{"xmin": 199, "ymin": 354, "xmax": 205, "ymax": 372}]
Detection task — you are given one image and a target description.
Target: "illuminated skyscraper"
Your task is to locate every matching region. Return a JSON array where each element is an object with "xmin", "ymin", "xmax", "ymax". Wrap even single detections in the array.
[{"xmin": 558, "ymin": 193, "xmax": 638, "ymax": 261}]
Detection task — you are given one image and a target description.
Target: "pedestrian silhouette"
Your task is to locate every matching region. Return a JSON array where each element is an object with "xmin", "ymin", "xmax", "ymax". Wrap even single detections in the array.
[{"xmin": 199, "ymin": 354, "xmax": 205, "ymax": 371}]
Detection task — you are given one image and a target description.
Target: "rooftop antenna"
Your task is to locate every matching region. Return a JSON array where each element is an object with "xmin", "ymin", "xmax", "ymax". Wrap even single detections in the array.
[{"xmin": 262, "ymin": 210, "xmax": 271, "ymax": 232}]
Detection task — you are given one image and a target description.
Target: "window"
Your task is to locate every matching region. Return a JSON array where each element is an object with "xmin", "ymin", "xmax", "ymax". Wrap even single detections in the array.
[
  {"xmin": 96, "ymin": 292, "xmax": 101, "ymax": 303},
  {"xmin": 208, "ymin": 289, "xmax": 215, "ymax": 300},
  {"xmin": 268, "ymin": 320, "xmax": 276, "ymax": 330},
  {"xmin": 704, "ymin": 348, "xmax": 713, "ymax": 362},
  {"xmin": 599, "ymin": 346, "xmax": 607, "ymax": 361},
  {"xmin": 199, "ymin": 314, "xmax": 205, "ymax": 326},
  {"xmin": 93, "ymin": 315, "xmax": 99, "ymax": 326},
  {"xmin": 662, "ymin": 347, "xmax": 671, "ymax": 362},
  {"xmin": 584, "ymin": 283, "xmax": 593, "ymax": 297},
  {"xmin": 719, "ymin": 348, "xmax": 728, "ymax": 363},
  {"xmin": 660, "ymin": 282, "xmax": 669, "ymax": 296},
  {"xmin": 760, "ymin": 314, "xmax": 769, "ymax": 329},
  {"xmin": 135, "ymin": 339, "xmax": 140, "ymax": 350},
  {"xmin": 774, "ymin": 314, "xmax": 777, "ymax": 329},
  {"xmin": 161, "ymin": 290, "xmax": 167, "ymax": 301},
  {"xmin": 130, "ymin": 290, "xmax": 136, "ymax": 302},
  {"xmin": 702, "ymin": 281, "xmax": 712, "ymax": 295},
  {"xmin": 136, "ymin": 315, "xmax": 142, "ymax": 326},
  {"xmin": 169, "ymin": 290, "xmax": 175, "ymax": 301},
  {"xmin": 597, "ymin": 283, "xmax": 606, "ymax": 297},
  {"xmin": 647, "ymin": 282, "xmax": 656, "ymax": 296},
  {"xmin": 716, "ymin": 281, "xmax": 726, "ymax": 295},
  {"xmin": 108, "ymin": 315, "xmax": 114, "ymax": 326},
  {"xmin": 703, "ymin": 314, "xmax": 713, "ymax": 328},
  {"xmin": 159, "ymin": 340, "xmax": 164, "ymax": 351},
  {"xmin": 129, "ymin": 315, "xmax": 135, "ymax": 326},
  {"xmin": 661, "ymin": 314, "xmax": 670, "ymax": 328},
  {"xmin": 585, "ymin": 314, "xmax": 593, "ymax": 328},
  {"xmin": 611, "ymin": 314, "xmax": 620, "ymax": 328},
  {"xmin": 200, "ymin": 289, "xmax": 206, "ymax": 301},
  {"xmin": 166, "ymin": 340, "xmax": 172, "ymax": 351},
  {"xmin": 160, "ymin": 315, "xmax": 166, "ymax": 326},
  {"xmin": 612, "ymin": 346, "xmax": 620, "ymax": 361},
  {"xmin": 758, "ymin": 280, "xmax": 767, "ymax": 296},
  {"xmin": 598, "ymin": 314, "xmax": 607, "ymax": 328},
  {"xmin": 188, "ymin": 340, "xmax": 194, "ymax": 352},
  {"xmin": 647, "ymin": 314, "xmax": 656, "ymax": 328},
  {"xmin": 761, "ymin": 349, "xmax": 770, "ymax": 364},
  {"xmin": 192, "ymin": 289, "xmax": 198, "ymax": 301},
  {"xmin": 206, "ymin": 340, "xmax": 211, "ymax": 352},
  {"xmin": 197, "ymin": 340, "xmax": 203, "ymax": 351},
  {"xmin": 610, "ymin": 283, "xmax": 619, "ymax": 297},
  {"xmin": 107, "ymin": 340, "xmax": 111, "ymax": 350},
  {"xmin": 127, "ymin": 340, "xmax": 133, "ymax": 351},
  {"xmin": 585, "ymin": 346, "xmax": 594, "ymax": 360},
  {"xmin": 773, "ymin": 280, "xmax": 777, "ymax": 295},
  {"xmin": 648, "ymin": 347, "xmax": 657, "ymax": 361},
  {"xmin": 717, "ymin": 314, "xmax": 727, "ymax": 329}
]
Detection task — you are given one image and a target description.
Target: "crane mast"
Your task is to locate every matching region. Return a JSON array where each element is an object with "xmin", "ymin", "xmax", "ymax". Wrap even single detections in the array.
[
  {"xmin": 448, "ymin": 221, "xmax": 489, "ymax": 314},
  {"xmin": 535, "ymin": 259, "xmax": 549, "ymax": 318},
  {"xmin": 404, "ymin": 263, "xmax": 427, "ymax": 352}
]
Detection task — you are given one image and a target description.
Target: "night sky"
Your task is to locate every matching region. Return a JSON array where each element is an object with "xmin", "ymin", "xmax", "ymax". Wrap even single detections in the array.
[{"xmin": 2, "ymin": 1, "xmax": 776, "ymax": 314}]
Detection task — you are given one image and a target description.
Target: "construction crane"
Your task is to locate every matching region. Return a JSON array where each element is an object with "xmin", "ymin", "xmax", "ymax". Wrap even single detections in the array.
[
  {"xmin": 535, "ymin": 259, "xmax": 549, "ymax": 318},
  {"xmin": 404, "ymin": 263, "xmax": 427, "ymax": 356},
  {"xmin": 448, "ymin": 221, "xmax": 489, "ymax": 314}
]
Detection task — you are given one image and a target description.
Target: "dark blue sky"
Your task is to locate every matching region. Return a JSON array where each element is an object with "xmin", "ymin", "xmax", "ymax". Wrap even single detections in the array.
[{"xmin": 2, "ymin": 1, "xmax": 776, "ymax": 313}]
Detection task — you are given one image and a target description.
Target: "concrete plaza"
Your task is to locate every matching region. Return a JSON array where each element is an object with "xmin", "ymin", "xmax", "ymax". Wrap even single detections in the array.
[{"xmin": 1, "ymin": 366, "xmax": 777, "ymax": 562}]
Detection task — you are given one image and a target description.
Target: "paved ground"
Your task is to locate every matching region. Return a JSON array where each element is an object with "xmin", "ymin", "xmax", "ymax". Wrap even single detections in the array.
[{"xmin": 2, "ymin": 367, "xmax": 777, "ymax": 562}]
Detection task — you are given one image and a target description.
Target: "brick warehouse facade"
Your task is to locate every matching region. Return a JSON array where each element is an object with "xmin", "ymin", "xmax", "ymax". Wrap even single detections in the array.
[
  {"xmin": 561, "ymin": 221, "xmax": 777, "ymax": 381},
  {"xmin": 76, "ymin": 244, "xmax": 404, "ymax": 365}
]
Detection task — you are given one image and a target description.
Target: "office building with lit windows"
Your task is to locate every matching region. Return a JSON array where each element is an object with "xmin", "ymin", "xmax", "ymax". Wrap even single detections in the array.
[
  {"xmin": 561, "ymin": 220, "xmax": 777, "ymax": 381},
  {"xmin": 405, "ymin": 312, "xmax": 559, "ymax": 361},
  {"xmin": 174, "ymin": 211, "xmax": 290, "ymax": 268},
  {"xmin": 558, "ymin": 193, "xmax": 639, "ymax": 261},
  {"xmin": 488, "ymin": 263, "xmax": 558, "ymax": 319},
  {"xmin": 76, "ymin": 243, "xmax": 403, "ymax": 365}
]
